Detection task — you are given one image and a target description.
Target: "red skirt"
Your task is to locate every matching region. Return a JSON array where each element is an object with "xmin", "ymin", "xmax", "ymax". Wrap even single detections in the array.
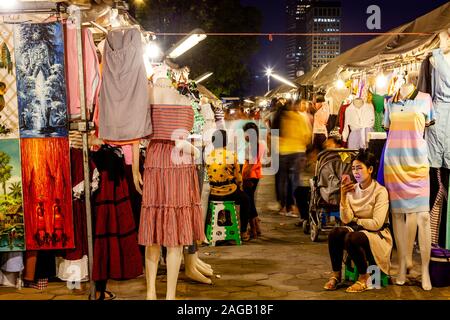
[
  {"xmin": 92, "ymin": 151, "xmax": 142, "ymax": 281},
  {"xmin": 138, "ymin": 141, "xmax": 204, "ymax": 247}
]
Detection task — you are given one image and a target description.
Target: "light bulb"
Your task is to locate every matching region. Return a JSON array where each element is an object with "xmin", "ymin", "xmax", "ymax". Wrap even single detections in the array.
[
  {"xmin": 376, "ymin": 74, "xmax": 387, "ymax": 88},
  {"xmin": 335, "ymin": 79, "xmax": 345, "ymax": 89}
]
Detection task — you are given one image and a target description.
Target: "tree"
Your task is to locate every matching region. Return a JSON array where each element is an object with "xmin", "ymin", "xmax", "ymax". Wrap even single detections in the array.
[
  {"xmin": 0, "ymin": 151, "xmax": 12, "ymax": 198},
  {"xmin": 8, "ymin": 182, "xmax": 22, "ymax": 200},
  {"xmin": 134, "ymin": 0, "xmax": 262, "ymax": 97}
]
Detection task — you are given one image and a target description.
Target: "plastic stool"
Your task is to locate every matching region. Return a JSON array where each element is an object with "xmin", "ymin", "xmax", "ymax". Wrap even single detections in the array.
[
  {"xmin": 344, "ymin": 256, "xmax": 389, "ymax": 288},
  {"xmin": 205, "ymin": 201, "xmax": 241, "ymax": 246}
]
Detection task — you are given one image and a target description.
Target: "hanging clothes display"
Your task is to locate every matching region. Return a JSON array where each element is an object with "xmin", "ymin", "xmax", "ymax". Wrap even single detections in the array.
[
  {"xmin": 64, "ymin": 20, "xmax": 101, "ymax": 119},
  {"xmin": 338, "ymin": 101, "xmax": 351, "ymax": 135},
  {"xmin": 21, "ymin": 138, "xmax": 75, "ymax": 250},
  {"xmin": 426, "ymin": 48, "xmax": 450, "ymax": 169},
  {"xmin": 371, "ymin": 92, "xmax": 386, "ymax": 132},
  {"xmin": 138, "ymin": 70, "xmax": 204, "ymax": 247},
  {"xmin": 0, "ymin": 23, "xmax": 19, "ymax": 139},
  {"xmin": 98, "ymin": 27, "xmax": 151, "ymax": 141},
  {"xmin": 383, "ymin": 88, "xmax": 434, "ymax": 214},
  {"xmin": 14, "ymin": 22, "xmax": 68, "ymax": 138},
  {"xmin": 342, "ymin": 101, "xmax": 375, "ymax": 149},
  {"xmin": 91, "ymin": 145, "xmax": 142, "ymax": 281}
]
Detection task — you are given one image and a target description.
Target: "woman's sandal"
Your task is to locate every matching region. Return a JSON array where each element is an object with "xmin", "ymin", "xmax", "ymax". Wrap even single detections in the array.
[
  {"xmin": 345, "ymin": 281, "xmax": 369, "ymax": 293},
  {"xmin": 323, "ymin": 276, "xmax": 340, "ymax": 290}
]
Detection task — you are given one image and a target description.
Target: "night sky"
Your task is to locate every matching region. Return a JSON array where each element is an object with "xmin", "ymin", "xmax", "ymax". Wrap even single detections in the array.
[{"xmin": 240, "ymin": 0, "xmax": 449, "ymax": 96}]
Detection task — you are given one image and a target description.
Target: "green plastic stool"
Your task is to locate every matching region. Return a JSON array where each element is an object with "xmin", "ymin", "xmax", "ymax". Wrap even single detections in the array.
[
  {"xmin": 344, "ymin": 256, "xmax": 389, "ymax": 288},
  {"xmin": 205, "ymin": 201, "xmax": 241, "ymax": 246}
]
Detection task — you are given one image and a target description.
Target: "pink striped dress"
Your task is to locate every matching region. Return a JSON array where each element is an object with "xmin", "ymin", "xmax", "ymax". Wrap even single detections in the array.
[{"xmin": 138, "ymin": 104, "xmax": 204, "ymax": 247}]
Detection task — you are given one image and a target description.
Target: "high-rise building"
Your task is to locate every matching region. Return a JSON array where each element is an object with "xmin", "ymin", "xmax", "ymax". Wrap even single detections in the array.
[
  {"xmin": 285, "ymin": 0, "xmax": 312, "ymax": 80},
  {"xmin": 305, "ymin": 1, "xmax": 341, "ymax": 72},
  {"xmin": 285, "ymin": 1, "xmax": 341, "ymax": 78}
]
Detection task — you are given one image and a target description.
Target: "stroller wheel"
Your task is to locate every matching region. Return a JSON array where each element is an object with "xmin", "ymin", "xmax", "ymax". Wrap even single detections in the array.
[
  {"xmin": 310, "ymin": 224, "xmax": 319, "ymax": 242},
  {"xmin": 303, "ymin": 220, "xmax": 310, "ymax": 234}
]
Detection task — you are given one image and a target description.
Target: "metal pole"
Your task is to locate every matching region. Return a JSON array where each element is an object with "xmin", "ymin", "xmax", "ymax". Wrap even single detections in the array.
[
  {"xmin": 267, "ymin": 75, "xmax": 270, "ymax": 93},
  {"xmin": 73, "ymin": 9, "xmax": 96, "ymax": 300}
]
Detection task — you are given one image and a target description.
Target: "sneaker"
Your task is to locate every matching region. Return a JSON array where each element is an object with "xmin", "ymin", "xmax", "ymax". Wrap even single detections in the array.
[{"xmin": 285, "ymin": 212, "xmax": 299, "ymax": 218}]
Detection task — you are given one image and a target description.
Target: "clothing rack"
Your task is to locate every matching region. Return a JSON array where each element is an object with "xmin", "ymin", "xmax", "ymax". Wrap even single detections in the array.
[{"xmin": 0, "ymin": 3, "xmax": 97, "ymax": 300}]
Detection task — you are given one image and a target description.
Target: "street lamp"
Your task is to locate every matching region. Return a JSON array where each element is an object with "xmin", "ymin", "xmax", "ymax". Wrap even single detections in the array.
[
  {"xmin": 166, "ymin": 28, "xmax": 207, "ymax": 59},
  {"xmin": 265, "ymin": 67, "xmax": 273, "ymax": 92},
  {"xmin": 194, "ymin": 72, "xmax": 213, "ymax": 84}
]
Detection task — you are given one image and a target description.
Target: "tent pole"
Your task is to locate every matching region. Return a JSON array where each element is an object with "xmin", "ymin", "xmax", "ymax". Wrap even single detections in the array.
[{"xmin": 73, "ymin": 9, "xmax": 96, "ymax": 300}]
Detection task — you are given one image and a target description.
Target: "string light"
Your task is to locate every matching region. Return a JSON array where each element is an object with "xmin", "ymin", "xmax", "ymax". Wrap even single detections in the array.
[
  {"xmin": 335, "ymin": 79, "xmax": 345, "ymax": 89},
  {"xmin": 376, "ymin": 73, "xmax": 387, "ymax": 88}
]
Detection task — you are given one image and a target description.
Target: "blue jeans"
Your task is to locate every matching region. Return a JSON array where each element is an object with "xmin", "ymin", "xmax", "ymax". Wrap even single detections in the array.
[{"xmin": 278, "ymin": 153, "xmax": 304, "ymax": 209}]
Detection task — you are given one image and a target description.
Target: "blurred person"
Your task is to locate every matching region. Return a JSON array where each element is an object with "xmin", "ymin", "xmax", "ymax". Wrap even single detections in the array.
[
  {"xmin": 242, "ymin": 122, "xmax": 266, "ymax": 238},
  {"xmin": 278, "ymin": 99, "xmax": 312, "ymax": 217},
  {"xmin": 312, "ymin": 94, "xmax": 330, "ymax": 152}
]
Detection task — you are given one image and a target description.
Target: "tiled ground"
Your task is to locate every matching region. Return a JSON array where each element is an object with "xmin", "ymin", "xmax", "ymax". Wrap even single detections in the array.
[{"xmin": 0, "ymin": 175, "xmax": 449, "ymax": 300}]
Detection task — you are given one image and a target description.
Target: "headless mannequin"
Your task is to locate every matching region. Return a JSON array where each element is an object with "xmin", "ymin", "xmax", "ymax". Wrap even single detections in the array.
[
  {"xmin": 132, "ymin": 64, "xmax": 211, "ymax": 296},
  {"xmin": 391, "ymin": 82, "xmax": 432, "ymax": 291},
  {"xmin": 430, "ymin": 29, "xmax": 450, "ymax": 68}
]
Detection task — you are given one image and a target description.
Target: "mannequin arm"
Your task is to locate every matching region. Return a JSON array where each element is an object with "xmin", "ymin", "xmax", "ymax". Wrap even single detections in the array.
[
  {"xmin": 356, "ymin": 188, "xmax": 389, "ymax": 231},
  {"xmin": 132, "ymin": 141, "xmax": 143, "ymax": 195}
]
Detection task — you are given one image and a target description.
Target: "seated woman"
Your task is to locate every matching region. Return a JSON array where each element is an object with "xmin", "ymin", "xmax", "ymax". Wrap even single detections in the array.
[
  {"xmin": 323, "ymin": 149, "xmax": 392, "ymax": 293},
  {"xmin": 206, "ymin": 129, "xmax": 252, "ymax": 241}
]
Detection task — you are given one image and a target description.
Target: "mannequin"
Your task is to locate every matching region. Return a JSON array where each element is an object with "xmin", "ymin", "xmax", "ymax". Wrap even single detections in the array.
[
  {"xmin": 134, "ymin": 64, "xmax": 205, "ymax": 299},
  {"xmin": 426, "ymin": 29, "xmax": 450, "ymax": 248},
  {"xmin": 384, "ymin": 82, "xmax": 433, "ymax": 291}
]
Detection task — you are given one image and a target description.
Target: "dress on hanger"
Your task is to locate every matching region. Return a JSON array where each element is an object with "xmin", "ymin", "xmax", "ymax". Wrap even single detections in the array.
[
  {"xmin": 98, "ymin": 28, "xmax": 152, "ymax": 141},
  {"xmin": 342, "ymin": 102, "xmax": 374, "ymax": 149},
  {"xmin": 383, "ymin": 88, "xmax": 434, "ymax": 214},
  {"xmin": 371, "ymin": 92, "xmax": 386, "ymax": 132}
]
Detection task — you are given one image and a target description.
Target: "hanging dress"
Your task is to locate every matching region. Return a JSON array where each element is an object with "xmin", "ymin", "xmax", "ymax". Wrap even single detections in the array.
[
  {"xmin": 98, "ymin": 28, "xmax": 152, "ymax": 141},
  {"xmin": 383, "ymin": 88, "xmax": 434, "ymax": 214}
]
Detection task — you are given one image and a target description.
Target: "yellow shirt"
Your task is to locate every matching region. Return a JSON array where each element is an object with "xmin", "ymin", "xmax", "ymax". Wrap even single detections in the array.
[
  {"xmin": 206, "ymin": 148, "xmax": 242, "ymax": 196},
  {"xmin": 279, "ymin": 111, "xmax": 312, "ymax": 155}
]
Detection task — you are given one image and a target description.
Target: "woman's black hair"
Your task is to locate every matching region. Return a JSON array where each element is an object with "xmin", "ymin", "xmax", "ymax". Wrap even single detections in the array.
[
  {"xmin": 243, "ymin": 122, "xmax": 260, "ymax": 156},
  {"xmin": 212, "ymin": 129, "xmax": 227, "ymax": 148},
  {"xmin": 352, "ymin": 148, "xmax": 378, "ymax": 177}
]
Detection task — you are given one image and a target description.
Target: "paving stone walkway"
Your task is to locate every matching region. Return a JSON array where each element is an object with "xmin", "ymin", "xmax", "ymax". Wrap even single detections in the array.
[{"xmin": 1, "ymin": 175, "xmax": 449, "ymax": 300}]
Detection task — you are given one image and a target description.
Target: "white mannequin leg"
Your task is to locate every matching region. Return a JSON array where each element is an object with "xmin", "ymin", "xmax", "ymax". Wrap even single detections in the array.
[
  {"xmin": 166, "ymin": 246, "xmax": 183, "ymax": 300},
  {"xmin": 405, "ymin": 214, "xmax": 418, "ymax": 273},
  {"xmin": 183, "ymin": 252, "xmax": 212, "ymax": 284},
  {"xmin": 196, "ymin": 258, "xmax": 214, "ymax": 276},
  {"xmin": 392, "ymin": 213, "xmax": 407, "ymax": 285},
  {"xmin": 417, "ymin": 212, "xmax": 432, "ymax": 291},
  {"xmin": 145, "ymin": 245, "xmax": 161, "ymax": 300}
]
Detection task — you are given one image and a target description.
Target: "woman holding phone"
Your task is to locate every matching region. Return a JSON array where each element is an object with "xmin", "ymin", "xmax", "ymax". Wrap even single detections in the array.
[{"xmin": 323, "ymin": 149, "xmax": 393, "ymax": 293}]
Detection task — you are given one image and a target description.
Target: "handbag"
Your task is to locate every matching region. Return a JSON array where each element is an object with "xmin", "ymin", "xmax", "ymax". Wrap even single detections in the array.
[{"xmin": 429, "ymin": 246, "xmax": 450, "ymax": 287}]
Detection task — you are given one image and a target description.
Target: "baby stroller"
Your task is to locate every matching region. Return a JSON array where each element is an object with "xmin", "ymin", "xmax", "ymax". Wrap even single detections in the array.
[{"xmin": 303, "ymin": 148, "xmax": 358, "ymax": 241}]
